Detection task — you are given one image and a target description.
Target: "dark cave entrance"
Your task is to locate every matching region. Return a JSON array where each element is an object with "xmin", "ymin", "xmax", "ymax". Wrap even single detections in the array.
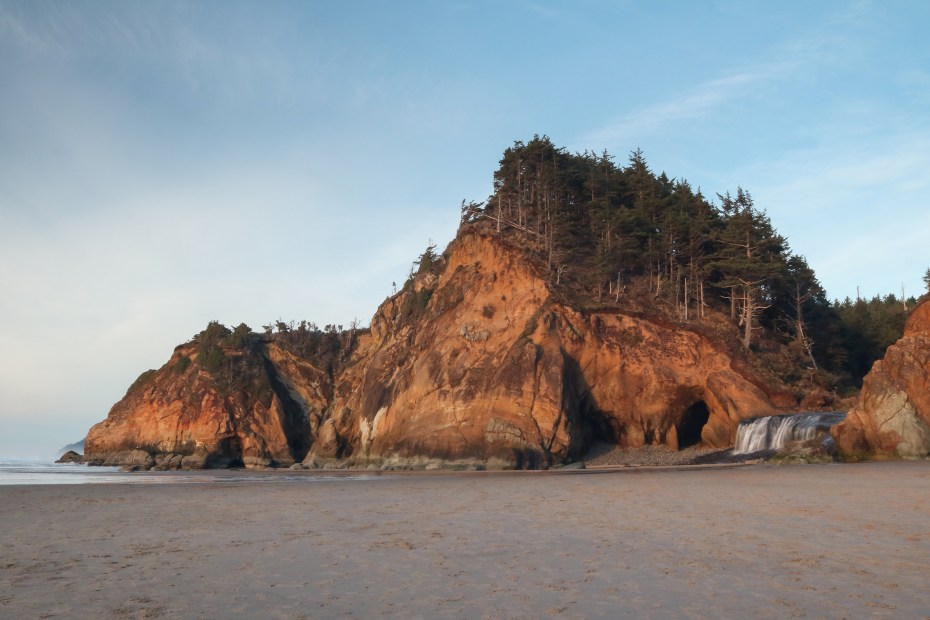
[
  {"xmin": 677, "ymin": 401, "xmax": 710, "ymax": 449},
  {"xmin": 209, "ymin": 436, "xmax": 244, "ymax": 468}
]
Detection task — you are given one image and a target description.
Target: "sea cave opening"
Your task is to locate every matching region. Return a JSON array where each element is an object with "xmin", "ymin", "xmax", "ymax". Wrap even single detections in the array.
[
  {"xmin": 210, "ymin": 436, "xmax": 244, "ymax": 468},
  {"xmin": 677, "ymin": 401, "xmax": 710, "ymax": 449}
]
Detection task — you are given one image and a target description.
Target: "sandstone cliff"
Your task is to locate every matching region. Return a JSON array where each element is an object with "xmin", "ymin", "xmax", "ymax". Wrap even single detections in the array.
[
  {"xmin": 85, "ymin": 338, "xmax": 330, "ymax": 469},
  {"xmin": 832, "ymin": 299, "xmax": 930, "ymax": 457},
  {"xmin": 85, "ymin": 232, "xmax": 777, "ymax": 469},
  {"xmin": 308, "ymin": 232, "xmax": 774, "ymax": 467}
]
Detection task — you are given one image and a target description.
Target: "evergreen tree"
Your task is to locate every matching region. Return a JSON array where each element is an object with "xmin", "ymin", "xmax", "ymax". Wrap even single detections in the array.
[
  {"xmin": 464, "ymin": 138, "xmax": 911, "ymax": 385},
  {"xmin": 710, "ymin": 189, "xmax": 786, "ymax": 348}
]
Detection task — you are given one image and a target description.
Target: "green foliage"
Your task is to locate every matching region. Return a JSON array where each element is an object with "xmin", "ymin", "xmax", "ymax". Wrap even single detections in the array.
[
  {"xmin": 127, "ymin": 369, "xmax": 156, "ymax": 395},
  {"xmin": 172, "ymin": 355, "xmax": 191, "ymax": 374},
  {"xmin": 192, "ymin": 321, "xmax": 230, "ymax": 374},
  {"xmin": 191, "ymin": 320, "xmax": 253, "ymax": 374},
  {"xmin": 271, "ymin": 319, "xmax": 358, "ymax": 374},
  {"xmin": 198, "ymin": 345, "xmax": 226, "ymax": 373},
  {"xmin": 194, "ymin": 320, "xmax": 231, "ymax": 346},
  {"xmin": 400, "ymin": 288, "xmax": 433, "ymax": 322},
  {"xmin": 467, "ymin": 136, "xmax": 913, "ymax": 387},
  {"xmin": 224, "ymin": 323, "xmax": 252, "ymax": 349},
  {"xmin": 415, "ymin": 244, "xmax": 440, "ymax": 276},
  {"xmin": 187, "ymin": 321, "xmax": 274, "ymax": 403},
  {"xmin": 924, "ymin": 268, "xmax": 930, "ymax": 293},
  {"xmin": 834, "ymin": 295, "xmax": 914, "ymax": 384}
]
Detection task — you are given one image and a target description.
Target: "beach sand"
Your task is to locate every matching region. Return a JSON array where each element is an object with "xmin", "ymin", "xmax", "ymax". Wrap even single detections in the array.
[{"xmin": 1, "ymin": 462, "xmax": 929, "ymax": 619}]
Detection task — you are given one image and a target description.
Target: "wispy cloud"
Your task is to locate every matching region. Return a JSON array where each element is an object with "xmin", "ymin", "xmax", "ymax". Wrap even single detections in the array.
[
  {"xmin": 582, "ymin": 2, "xmax": 870, "ymax": 148},
  {"xmin": 732, "ymin": 116, "xmax": 930, "ymax": 299},
  {"xmin": 585, "ymin": 70, "xmax": 769, "ymax": 146}
]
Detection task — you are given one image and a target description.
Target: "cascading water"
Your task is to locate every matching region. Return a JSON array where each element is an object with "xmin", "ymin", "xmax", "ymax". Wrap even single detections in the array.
[{"xmin": 733, "ymin": 411, "xmax": 846, "ymax": 455}]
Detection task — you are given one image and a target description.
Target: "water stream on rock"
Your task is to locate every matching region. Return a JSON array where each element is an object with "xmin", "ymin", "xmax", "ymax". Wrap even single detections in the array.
[{"xmin": 733, "ymin": 411, "xmax": 847, "ymax": 455}]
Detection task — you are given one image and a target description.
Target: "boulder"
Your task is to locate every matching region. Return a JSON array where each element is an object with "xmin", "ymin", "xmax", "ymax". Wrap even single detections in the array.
[{"xmin": 55, "ymin": 450, "xmax": 83, "ymax": 464}]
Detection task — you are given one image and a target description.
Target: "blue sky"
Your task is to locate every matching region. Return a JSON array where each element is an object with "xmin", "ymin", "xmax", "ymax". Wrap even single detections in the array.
[{"xmin": 1, "ymin": 0, "xmax": 928, "ymax": 457}]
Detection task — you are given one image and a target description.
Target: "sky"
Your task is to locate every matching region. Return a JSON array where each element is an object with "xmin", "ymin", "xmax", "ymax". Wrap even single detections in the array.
[{"xmin": 1, "ymin": 0, "xmax": 928, "ymax": 457}]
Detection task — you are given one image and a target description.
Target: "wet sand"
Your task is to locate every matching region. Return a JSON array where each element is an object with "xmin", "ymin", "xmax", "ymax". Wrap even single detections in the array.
[{"xmin": 2, "ymin": 461, "xmax": 929, "ymax": 619}]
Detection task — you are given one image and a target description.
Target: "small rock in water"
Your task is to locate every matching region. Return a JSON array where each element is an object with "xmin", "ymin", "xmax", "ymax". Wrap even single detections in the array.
[{"xmin": 55, "ymin": 451, "xmax": 83, "ymax": 464}]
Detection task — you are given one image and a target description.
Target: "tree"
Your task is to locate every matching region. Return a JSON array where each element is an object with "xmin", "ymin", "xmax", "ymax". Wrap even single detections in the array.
[
  {"xmin": 711, "ymin": 189, "xmax": 786, "ymax": 348},
  {"xmin": 414, "ymin": 242, "xmax": 439, "ymax": 275},
  {"xmin": 924, "ymin": 268, "xmax": 930, "ymax": 293},
  {"xmin": 783, "ymin": 255, "xmax": 820, "ymax": 368}
]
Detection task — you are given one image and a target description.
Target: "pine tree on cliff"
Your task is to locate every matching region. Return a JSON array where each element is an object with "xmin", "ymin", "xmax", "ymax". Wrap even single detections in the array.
[
  {"xmin": 668, "ymin": 180, "xmax": 720, "ymax": 319},
  {"xmin": 711, "ymin": 188, "xmax": 786, "ymax": 348},
  {"xmin": 769, "ymin": 254, "xmax": 826, "ymax": 369}
]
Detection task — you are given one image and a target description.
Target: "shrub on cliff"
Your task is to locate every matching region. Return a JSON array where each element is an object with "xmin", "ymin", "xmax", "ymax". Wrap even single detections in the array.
[
  {"xmin": 400, "ymin": 288, "xmax": 433, "ymax": 322},
  {"xmin": 198, "ymin": 345, "xmax": 226, "ymax": 373},
  {"xmin": 172, "ymin": 355, "xmax": 191, "ymax": 374},
  {"xmin": 224, "ymin": 323, "xmax": 252, "ymax": 349},
  {"xmin": 192, "ymin": 320, "xmax": 241, "ymax": 373},
  {"xmin": 126, "ymin": 369, "xmax": 156, "ymax": 396}
]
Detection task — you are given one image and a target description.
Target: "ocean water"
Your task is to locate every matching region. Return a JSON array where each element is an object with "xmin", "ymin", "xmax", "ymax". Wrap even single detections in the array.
[
  {"xmin": 0, "ymin": 458, "xmax": 127, "ymax": 485},
  {"xmin": 0, "ymin": 458, "xmax": 393, "ymax": 485}
]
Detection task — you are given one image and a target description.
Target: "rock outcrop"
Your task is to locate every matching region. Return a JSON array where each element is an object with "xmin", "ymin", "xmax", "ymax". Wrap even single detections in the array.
[
  {"xmin": 305, "ymin": 233, "xmax": 774, "ymax": 468},
  {"xmin": 84, "ymin": 341, "xmax": 330, "ymax": 469},
  {"xmin": 55, "ymin": 450, "xmax": 83, "ymax": 464},
  {"xmin": 832, "ymin": 299, "xmax": 930, "ymax": 457},
  {"xmin": 85, "ymin": 232, "xmax": 777, "ymax": 469}
]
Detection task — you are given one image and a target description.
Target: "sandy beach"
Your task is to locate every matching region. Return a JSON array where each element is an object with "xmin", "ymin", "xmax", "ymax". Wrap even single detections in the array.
[{"xmin": 2, "ymin": 462, "xmax": 929, "ymax": 619}]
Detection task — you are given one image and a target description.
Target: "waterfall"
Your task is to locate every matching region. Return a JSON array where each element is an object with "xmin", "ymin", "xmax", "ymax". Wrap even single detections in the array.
[{"xmin": 733, "ymin": 411, "xmax": 846, "ymax": 455}]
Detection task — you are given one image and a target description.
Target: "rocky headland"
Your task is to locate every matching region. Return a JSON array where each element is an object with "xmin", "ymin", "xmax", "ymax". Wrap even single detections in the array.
[
  {"xmin": 81, "ymin": 138, "xmax": 924, "ymax": 470},
  {"xmin": 84, "ymin": 230, "xmax": 782, "ymax": 470}
]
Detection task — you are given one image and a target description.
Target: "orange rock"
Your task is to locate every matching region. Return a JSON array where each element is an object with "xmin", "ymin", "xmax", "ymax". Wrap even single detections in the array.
[
  {"xmin": 86, "ymin": 232, "xmax": 778, "ymax": 469},
  {"xmin": 832, "ymin": 299, "xmax": 930, "ymax": 457},
  {"xmin": 84, "ymin": 343, "xmax": 324, "ymax": 468},
  {"xmin": 308, "ymin": 232, "xmax": 774, "ymax": 467}
]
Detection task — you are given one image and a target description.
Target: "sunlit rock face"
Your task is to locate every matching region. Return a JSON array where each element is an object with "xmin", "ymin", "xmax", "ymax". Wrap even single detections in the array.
[
  {"xmin": 308, "ymin": 232, "xmax": 774, "ymax": 467},
  {"xmin": 833, "ymin": 300, "xmax": 930, "ymax": 457},
  {"xmin": 84, "ymin": 342, "xmax": 327, "ymax": 469},
  {"xmin": 86, "ymin": 232, "xmax": 777, "ymax": 469}
]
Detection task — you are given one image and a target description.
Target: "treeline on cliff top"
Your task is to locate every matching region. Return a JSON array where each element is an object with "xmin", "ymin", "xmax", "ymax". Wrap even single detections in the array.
[
  {"xmin": 128, "ymin": 319, "xmax": 359, "ymax": 403},
  {"xmin": 461, "ymin": 135, "xmax": 921, "ymax": 388},
  {"xmin": 163, "ymin": 136, "xmax": 921, "ymax": 395}
]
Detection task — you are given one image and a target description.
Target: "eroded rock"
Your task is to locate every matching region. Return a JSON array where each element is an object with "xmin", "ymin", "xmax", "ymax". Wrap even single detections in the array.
[{"xmin": 832, "ymin": 299, "xmax": 930, "ymax": 457}]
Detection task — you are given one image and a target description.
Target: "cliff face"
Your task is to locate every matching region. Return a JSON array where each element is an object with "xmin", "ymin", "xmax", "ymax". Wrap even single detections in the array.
[
  {"xmin": 832, "ymin": 299, "xmax": 930, "ymax": 457},
  {"xmin": 85, "ymin": 232, "xmax": 776, "ymax": 469},
  {"xmin": 84, "ymin": 342, "xmax": 330, "ymax": 468},
  {"xmin": 311, "ymin": 232, "xmax": 773, "ymax": 466}
]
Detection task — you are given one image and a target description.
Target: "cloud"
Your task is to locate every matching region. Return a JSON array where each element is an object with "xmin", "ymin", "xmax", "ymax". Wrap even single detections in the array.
[
  {"xmin": 722, "ymin": 106, "xmax": 930, "ymax": 300},
  {"xmin": 581, "ymin": 2, "xmax": 870, "ymax": 149},
  {"xmin": 584, "ymin": 70, "xmax": 767, "ymax": 146}
]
